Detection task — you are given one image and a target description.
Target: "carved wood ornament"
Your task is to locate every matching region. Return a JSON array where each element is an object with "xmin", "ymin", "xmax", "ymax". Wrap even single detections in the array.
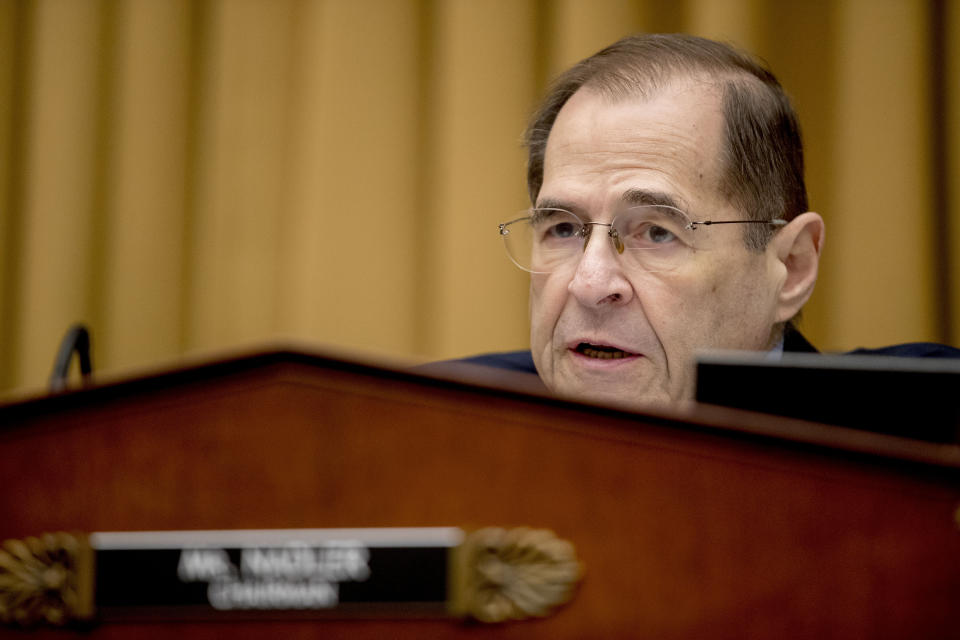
[
  {"xmin": 451, "ymin": 527, "xmax": 583, "ymax": 623},
  {"xmin": 0, "ymin": 532, "xmax": 94, "ymax": 627}
]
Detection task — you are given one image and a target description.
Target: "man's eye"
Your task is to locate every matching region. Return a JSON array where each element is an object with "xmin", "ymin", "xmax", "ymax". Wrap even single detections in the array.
[
  {"xmin": 646, "ymin": 225, "xmax": 676, "ymax": 244},
  {"xmin": 547, "ymin": 222, "xmax": 578, "ymax": 238},
  {"xmin": 623, "ymin": 222, "xmax": 679, "ymax": 246}
]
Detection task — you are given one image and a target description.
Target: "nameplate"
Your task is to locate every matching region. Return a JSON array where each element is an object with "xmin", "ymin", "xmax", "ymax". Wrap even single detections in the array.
[
  {"xmin": 90, "ymin": 527, "xmax": 458, "ymax": 618},
  {"xmin": 0, "ymin": 526, "xmax": 582, "ymax": 627}
]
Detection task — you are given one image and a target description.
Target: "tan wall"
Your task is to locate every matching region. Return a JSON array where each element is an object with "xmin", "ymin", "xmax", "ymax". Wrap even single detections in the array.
[{"xmin": 1, "ymin": 0, "xmax": 957, "ymax": 391}]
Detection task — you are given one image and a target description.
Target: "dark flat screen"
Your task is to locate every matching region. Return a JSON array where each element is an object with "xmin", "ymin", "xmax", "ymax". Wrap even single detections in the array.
[{"xmin": 695, "ymin": 352, "xmax": 960, "ymax": 443}]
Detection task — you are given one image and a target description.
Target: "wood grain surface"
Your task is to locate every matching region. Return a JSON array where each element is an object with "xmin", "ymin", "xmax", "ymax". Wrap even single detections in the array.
[{"xmin": 1, "ymin": 349, "xmax": 959, "ymax": 639}]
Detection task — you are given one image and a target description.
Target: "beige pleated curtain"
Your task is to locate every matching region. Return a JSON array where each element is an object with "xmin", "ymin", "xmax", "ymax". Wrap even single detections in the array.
[{"xmin": 1, "ymin": 0, "xmax": 959, "ymax": 391}]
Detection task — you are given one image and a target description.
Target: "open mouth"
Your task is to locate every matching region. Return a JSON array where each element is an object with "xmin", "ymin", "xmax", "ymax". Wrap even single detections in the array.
[{"xmin": 575, "ymin": 342, "xmax": 637, "ymax": 360}]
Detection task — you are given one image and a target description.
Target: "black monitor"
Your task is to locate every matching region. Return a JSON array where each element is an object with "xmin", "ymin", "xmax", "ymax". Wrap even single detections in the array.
[{"xmin": 695, "ymin": 351, "xmax": 960, "ymax": 443}]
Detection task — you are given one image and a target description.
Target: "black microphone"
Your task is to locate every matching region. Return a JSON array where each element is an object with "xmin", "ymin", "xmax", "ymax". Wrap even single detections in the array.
[{"xmin": 49, "ymin": 323, "xmax": 93, "ymax": 392}]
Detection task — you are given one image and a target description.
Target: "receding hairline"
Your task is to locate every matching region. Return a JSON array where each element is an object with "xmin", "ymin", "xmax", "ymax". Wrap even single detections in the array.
[
  {"xmin": 577, "ymin": 60, "xmax": 764, "ymax": 104},
  {"xmin": 540, "ymin": 71, "xmax": 761, "ymax": 208},
  {"xmin": 543, "ymin": 75, "xmax": 725, "ymax": 167}
]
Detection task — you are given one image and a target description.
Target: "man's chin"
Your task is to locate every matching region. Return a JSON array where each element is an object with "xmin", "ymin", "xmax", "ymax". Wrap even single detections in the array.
[{"xmin": 545, "ymin": 374, "xmax": 678, "ymax": 410}]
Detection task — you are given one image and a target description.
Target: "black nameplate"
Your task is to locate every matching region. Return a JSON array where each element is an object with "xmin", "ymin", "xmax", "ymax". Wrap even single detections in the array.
[{"xmin": 90, "ymin": 528, "xmax": 460, "ymax": 619}]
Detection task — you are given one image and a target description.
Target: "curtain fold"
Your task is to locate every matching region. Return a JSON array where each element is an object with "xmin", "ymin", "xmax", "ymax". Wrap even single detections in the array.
[{"xmin": 0, "ymin": 0, "xmax": 956, "ymax": 391}]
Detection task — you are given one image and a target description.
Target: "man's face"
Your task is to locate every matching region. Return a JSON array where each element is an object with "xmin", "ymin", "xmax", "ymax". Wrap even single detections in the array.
[{"xmin": 530, "ymin": 81, "xmax": 786, "ymax": 406}]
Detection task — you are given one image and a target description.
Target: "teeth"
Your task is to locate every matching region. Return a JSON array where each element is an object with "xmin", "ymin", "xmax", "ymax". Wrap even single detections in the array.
[{"xmin": 581, "ymin": 346, "xmax": 629, "ymax": 359}]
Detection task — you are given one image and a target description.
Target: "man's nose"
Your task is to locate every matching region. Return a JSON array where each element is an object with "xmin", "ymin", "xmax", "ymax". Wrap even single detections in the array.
[{"xmin": 567, "ymin": 227, "xmax": 634, "ymax": 307}]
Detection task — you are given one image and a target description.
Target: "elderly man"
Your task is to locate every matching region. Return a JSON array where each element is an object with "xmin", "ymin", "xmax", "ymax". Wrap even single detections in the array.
[{"xmin": 460, "ymin": 33, "xmax": 957, "ymax": 405}]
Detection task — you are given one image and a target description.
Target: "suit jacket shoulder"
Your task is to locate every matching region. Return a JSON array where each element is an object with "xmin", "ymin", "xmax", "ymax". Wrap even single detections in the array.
[
  {"xmin": 447, "ymin": 350, "xmax": 538, "ymax": 373},
  {"xmin": 413, "ymin": 350, "xmax": 538, "ymax": 376},
  {"xmin": 785, "ymin": 325, "xmax": 960, "ymax": 358},
  {"xmin": 847, "ymin": 342, "xmax": 960, "ymax": 358}
]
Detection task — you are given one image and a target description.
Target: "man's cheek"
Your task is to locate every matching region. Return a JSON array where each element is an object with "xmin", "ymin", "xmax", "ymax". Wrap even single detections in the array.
[
  {"xmin": 528, "ymin": 283, "xmax": 552, "ymax": 355},
  {"xmin": 530, "ymin": 275, "xmax": 563, "ymax": 322}
]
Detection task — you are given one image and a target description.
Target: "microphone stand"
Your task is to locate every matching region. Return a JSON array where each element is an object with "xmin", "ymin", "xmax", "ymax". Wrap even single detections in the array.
[{"xmin": 49, "ymin": 324, "xmax": 93, "ymax": 392}]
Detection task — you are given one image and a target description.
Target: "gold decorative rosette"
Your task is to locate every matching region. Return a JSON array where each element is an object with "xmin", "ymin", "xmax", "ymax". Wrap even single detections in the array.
[
  {"xmin": 0, "ymin": 532, "xmax": 94, "ymax": 627},
  {"xmin": 451, "ymin": 527, "xmax": 583, "ymax": 623}
]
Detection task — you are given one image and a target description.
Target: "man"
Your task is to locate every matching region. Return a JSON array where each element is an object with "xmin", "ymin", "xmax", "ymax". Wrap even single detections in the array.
[{"xmin": 462, "ymin": 33, "xmax": 958, "ymax": 405}]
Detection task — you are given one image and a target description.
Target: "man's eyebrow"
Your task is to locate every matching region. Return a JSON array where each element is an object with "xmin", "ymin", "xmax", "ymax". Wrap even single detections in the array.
[
  {"xmin": 534, "ymin": 190, "xmax": 687, "ymax": 215},
  {"xmin": 621, "ymin": 188, "xmax": 686, "ymax": 211},
  {"xmin": 533, "ymin": 197, "xmax": 575, "ymax": 212}
]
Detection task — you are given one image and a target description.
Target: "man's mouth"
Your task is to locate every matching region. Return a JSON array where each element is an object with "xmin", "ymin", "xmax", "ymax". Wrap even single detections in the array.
[{"xmin": 574, "ymin": 342, "xmax": 638, "ymax": 360}]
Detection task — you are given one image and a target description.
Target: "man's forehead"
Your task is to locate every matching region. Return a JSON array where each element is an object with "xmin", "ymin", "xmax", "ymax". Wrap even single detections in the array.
[
  {"xmin": 540, "ymin": 80, "xmax": 727, "ymax": 212},
  {"xmin": 553, "ymin": 78, "xmax": 725, "ymax": 143}
]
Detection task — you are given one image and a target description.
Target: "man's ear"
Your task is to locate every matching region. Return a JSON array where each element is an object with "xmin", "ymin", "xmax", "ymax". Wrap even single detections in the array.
[{"xmin": 771, "ymin": 212, "xmax": 824, "ymax": 323}]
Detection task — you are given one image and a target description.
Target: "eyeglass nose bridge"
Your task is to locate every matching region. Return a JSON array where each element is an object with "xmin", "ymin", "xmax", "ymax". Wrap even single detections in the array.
[{"xmin": 580, "ymin": 221, "xmax": 625, "ymax": 254}]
